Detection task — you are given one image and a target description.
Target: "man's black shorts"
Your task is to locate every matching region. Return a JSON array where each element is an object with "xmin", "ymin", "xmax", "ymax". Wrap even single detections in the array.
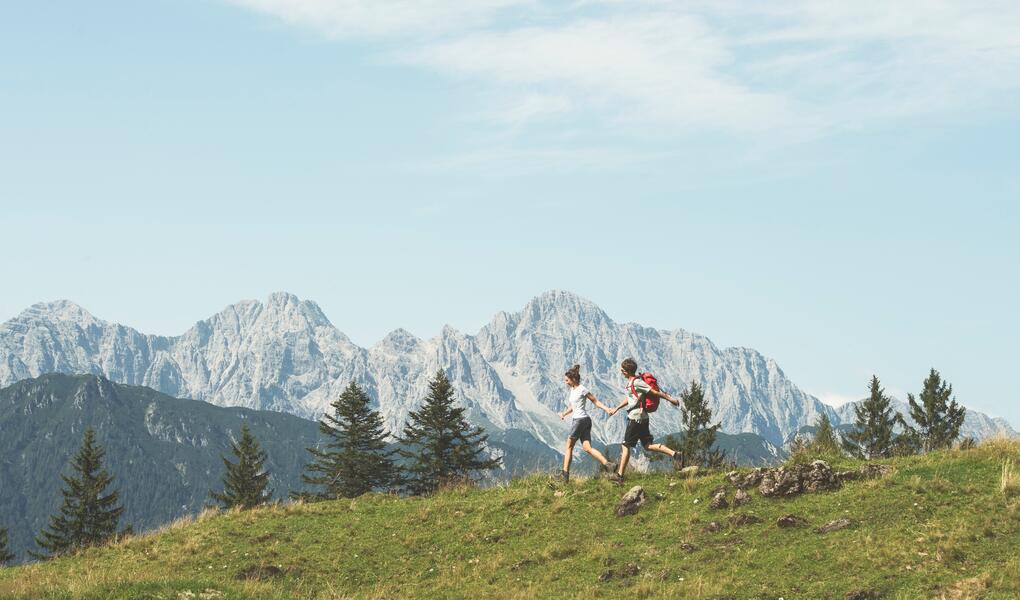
[
  {"xmin": 623, "ymin": 419, "xmax": 653, "ymax": 448},
  {"xmin": 568, "ymin": 417, "xmax": 593, "ymax": 443}
]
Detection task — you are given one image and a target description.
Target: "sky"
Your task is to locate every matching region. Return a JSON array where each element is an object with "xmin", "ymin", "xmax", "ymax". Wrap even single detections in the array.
[{"xmin": 1, "ymin": 1, "xmax": 1018, "ymax": 425}]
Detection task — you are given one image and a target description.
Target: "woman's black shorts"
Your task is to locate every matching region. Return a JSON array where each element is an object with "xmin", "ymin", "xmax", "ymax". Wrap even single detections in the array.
[{"xmin": 568, "ymin": 417, "xmax": 593, "ymax": 443}]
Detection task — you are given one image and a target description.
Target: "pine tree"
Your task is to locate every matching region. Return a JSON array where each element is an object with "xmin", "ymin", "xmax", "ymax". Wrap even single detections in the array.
[
  {"xmin": 905, "ymin": 369, "xmax": 966, "ymax": 452},
  {"xmin": 678, "ymin": 381, "xmax": 721, "ymax": 467},
  {"xmin": 295, "ymin": 382, "xmax": 401, "ymax": 500},
  {"xmin": 810, "ymin": 413, "xmax": 841, "ymax": 455},
  {"xmin": 842, "ymin": 376, "xmax": 900, "ymax": 459},
  {"xmin": 398, "ymin": 370, "xmax": 501, "ymax": 495},
  {"xmin": 33, "ymin": 429, "xmax": 125, "ymax": 559},
  {"xmin": 210, "ymin": 423, "xmax": 273, "ymax": 510},
  {"xmin": 0, "ymin": 527, "xmax": 13, "ymax": 565}
]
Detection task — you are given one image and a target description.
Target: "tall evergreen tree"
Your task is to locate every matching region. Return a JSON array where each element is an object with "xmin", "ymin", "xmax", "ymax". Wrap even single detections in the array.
[
  {"xmin": 0, "ymin": 527, "xmax": 13, "ymax": 565},
  {"xmin": 33, "ymin": 429, "xmax": 125, "ymax": 559},
  {"xmin": 843, "ymin": 376, "xmax": 900, "ymax": 459},
  {"xmin": 810, "ymin": 413, "xmax": 841, "ymax": 455},
  {"xmin": 296, "ymin": 382, "xmax": 401, "ymax": 500},
  {"xmin": 905, "ymin": 368, "xmax": 966, "ymax": 452},
  {"xmin": 678, "ymin": 381, "xmax": 721, "ymax": 467},
  {"xmin": 210, "ymin": 423, "xmax": 273, "ymax": 509},
  {"xmin": 398, "ymin": 370, "xmax": 501, "ymax": 495}
]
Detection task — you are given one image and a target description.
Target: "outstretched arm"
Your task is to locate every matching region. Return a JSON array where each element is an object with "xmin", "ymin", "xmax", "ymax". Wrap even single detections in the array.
[
  {"xmin": 586, "ymin": 392, "xmax": 613, "ymax": 414},
  {"xmin": 649, "ymin": 388, "xmax": 680, "ymax": 407},
  {"xmin": 608, "ymin": 398, "xmax": 630, "ymax": 416}
]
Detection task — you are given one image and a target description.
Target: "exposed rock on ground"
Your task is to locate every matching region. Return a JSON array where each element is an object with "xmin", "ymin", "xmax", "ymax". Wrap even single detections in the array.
[
  {"xmin": 679, "ymin": 466, "xmax": 700, "ymax": 479},
  {"xmin": 835, "ymin": 464, "xmax": 894, "ymax": 483},
  {"xmin": 729, "ymin": 513, "xmax": 762, "ymax": 527},
  {"xmin": 727, "ymin": 468, "xmax": 766, "ymax": 489},
  {"xmin": 759, "ymin": 461, "xmax": 841, "ymax": 497},
  {"xmin": 704, "ymin": 521, "xmax": 722, "ymax": 533},
  {"xmin": 598, "ymin": 563, "xmax": 640, "ymax": 582},
  {"xmin": 777, "ymin": 514, "xmax": 808, "ymax": 528},
  {"xmin": 710, "ymin": 491, "xmax": 729, "ymax": 510},
  {"xmin": 615, "ymin": 486, "xmax": 647, "ymax": 517},
  {"xmin": 733, "ymin": 489, "xmax": 751, "ymax": 506},
  {"xmin": 814, "ymin": 518, "xmax": 853, "ymax": 534}
]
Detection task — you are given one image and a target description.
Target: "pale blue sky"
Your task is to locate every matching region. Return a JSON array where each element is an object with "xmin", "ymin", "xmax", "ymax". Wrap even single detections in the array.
[{"xmin": 1, "ymin": 1, "xmax": 1018, "ymax": 424}]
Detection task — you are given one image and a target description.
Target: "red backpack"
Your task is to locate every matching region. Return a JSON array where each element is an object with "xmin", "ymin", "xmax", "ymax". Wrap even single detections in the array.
[{"xmin": 630, "ymin": 372, "xmax": 661, "ymax": 413}]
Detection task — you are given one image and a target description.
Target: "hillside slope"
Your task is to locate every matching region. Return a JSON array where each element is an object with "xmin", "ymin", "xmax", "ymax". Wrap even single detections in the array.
[
  {"xmin": 0, "ymin": 374, "xmax": 322, "ymax": 561},
  {"xmin": 0, "ymin": 374, "xmax": 558, "ymax": 561},
  {"xmin": 2, "ymin": 442, "xmax": 1018, "ymax": 599}
]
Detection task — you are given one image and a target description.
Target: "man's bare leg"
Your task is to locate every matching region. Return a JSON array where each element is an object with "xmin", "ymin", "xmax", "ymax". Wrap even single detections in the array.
[{"xmin": 618, "ymin": 445, "xmax": 631, "ymax": 476}]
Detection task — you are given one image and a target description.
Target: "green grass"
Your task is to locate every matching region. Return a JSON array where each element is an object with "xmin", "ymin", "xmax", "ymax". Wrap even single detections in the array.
[{"xmin": 2, "ymin": 440, "xmax": 1019, "ymax": 599}]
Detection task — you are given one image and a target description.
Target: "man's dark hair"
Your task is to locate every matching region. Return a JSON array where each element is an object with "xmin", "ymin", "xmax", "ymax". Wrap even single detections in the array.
[{"xmin": 621, "ymin": 358, "xmax": 638, "ymax": 376}]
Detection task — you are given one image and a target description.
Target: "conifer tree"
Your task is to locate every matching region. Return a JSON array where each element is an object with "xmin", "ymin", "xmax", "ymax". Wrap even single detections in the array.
[
  {"xmin": 810, "ymin": 413, "xmax": 841, "ymax": 455},
  {"xmin": 296, "ymin": 382, "xmax": 401, "ymax": 500},
  {"xmin": 33, "ymin": 429, "xmax": 125, "ymax": 559},
  {"xmin": 0, "ymin": 527, "xmax": 13, "ymax": 565},
  {"xmin": 678, "ymin": 381, "xmax": 721, "ymax": 467},
  {"xmin": 398, "ymin": 370, "xmax": 501, "ymax": 495},
  {"xmin": 842, "ymin": 376, "xmax": 900, "ymax": 459},
  {"xmin": 210, "ymin": 423, "xmax": 273, "ymax": 509},
  {"xmin": 905, "ymin": 369, "xmax": 966, "ymax": 452}
]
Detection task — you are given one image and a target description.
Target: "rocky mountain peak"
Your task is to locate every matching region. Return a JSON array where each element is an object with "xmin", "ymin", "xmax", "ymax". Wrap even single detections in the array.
[
  {"xmin": 13, "ymin": 300, "xmax": 99, "ymax": 326},
  {"xmin": 1, "ymin": 291, "xmax": 1014, "ymax": 448},
  {"xmin": 378, "ymin": 328, "xmax": 422, "ymax": 352}
]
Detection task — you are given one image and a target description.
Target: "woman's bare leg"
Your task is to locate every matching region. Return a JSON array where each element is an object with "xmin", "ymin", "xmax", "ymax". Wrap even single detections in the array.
[
  {"xmin": 563, "ymin": 438, "xmax": 576, "ymax": 473},
  {"xmin": 581, "ymin": 440, "xmax": 609, "ymax": 466}
]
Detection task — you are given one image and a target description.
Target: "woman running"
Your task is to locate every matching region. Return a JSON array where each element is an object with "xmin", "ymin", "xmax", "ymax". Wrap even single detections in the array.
[{"xmin": 559, "ymin": 364, "xmax": 620, "ymax": 482}]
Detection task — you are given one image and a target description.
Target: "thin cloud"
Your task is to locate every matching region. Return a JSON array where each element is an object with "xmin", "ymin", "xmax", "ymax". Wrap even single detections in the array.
[{"xmin": 224, "ymin": 0, "xmax": 1020, "ymax": 137}]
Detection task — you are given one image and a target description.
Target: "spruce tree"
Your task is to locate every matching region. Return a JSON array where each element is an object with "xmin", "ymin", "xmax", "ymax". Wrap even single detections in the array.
[
  {"xmin": 33, "ymin": 429, "xmax": 125, "ymax": 559},
  {"xmin": 398, "ymin": 370, "xmax": 501, "ymax": 495},
  {"xmin": 905, "ymin": 368, "xmax": 966, "ymax": 452},
  {"xmin": 678, "ymin": 381, "xmax": 721, "ymax": 467},
  {"xmin": 810, "ymin": 413, "xmax": 841, "ymax": 455},
  {"xmin": 296, "ymin": 382, "xmax": 401, "ymax": 500},
  {"xmin": 842, "ymin": 376, "xmax": 900, "ymax": 459},
  {"xmin": 210, "ymin": 423, "xmax": 273, "ymax": 510},
  {"xmin": 0, "ymin": 527, "xmax": 13, "ymax": 565}
]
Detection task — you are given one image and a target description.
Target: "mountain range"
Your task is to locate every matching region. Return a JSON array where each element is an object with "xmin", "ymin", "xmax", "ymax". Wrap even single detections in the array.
[{"xmin": 1, "ymin": 291, "xmax": 1014, "ymax": 454}]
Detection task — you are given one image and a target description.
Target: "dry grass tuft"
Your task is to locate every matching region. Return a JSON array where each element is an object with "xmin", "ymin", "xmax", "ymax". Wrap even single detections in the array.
[
  {"xmin": 1002, "ymin": 459, "xmax": 1020, "ymax": 498},
  {"xmin": 978, "ymin": 435, "xmax": 1020, "ymax": 459},
  {"xmin": 939, "ymin": 573, "xmax": 990, "ymax": 599}
]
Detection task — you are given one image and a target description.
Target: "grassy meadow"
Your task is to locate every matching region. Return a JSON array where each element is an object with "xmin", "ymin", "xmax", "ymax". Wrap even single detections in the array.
[{"xmin": 2, "ymin": 439, "xmax": 1019, "ymax": 599}]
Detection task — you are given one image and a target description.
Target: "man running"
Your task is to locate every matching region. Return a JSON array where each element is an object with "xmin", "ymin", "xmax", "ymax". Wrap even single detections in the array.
[{"xmin": 609, "ymin": 357, "xmax": 684, "ymax": 481}]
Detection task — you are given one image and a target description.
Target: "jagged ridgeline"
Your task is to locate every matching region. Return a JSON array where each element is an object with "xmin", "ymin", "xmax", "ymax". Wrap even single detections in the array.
[
  {"xmin": 1, "ymin": 292, "xmax": 1014, "ymax": 457},
  {"xmin": 0, "ymin": 374, "xmax": 558, "ymax": 562}
]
